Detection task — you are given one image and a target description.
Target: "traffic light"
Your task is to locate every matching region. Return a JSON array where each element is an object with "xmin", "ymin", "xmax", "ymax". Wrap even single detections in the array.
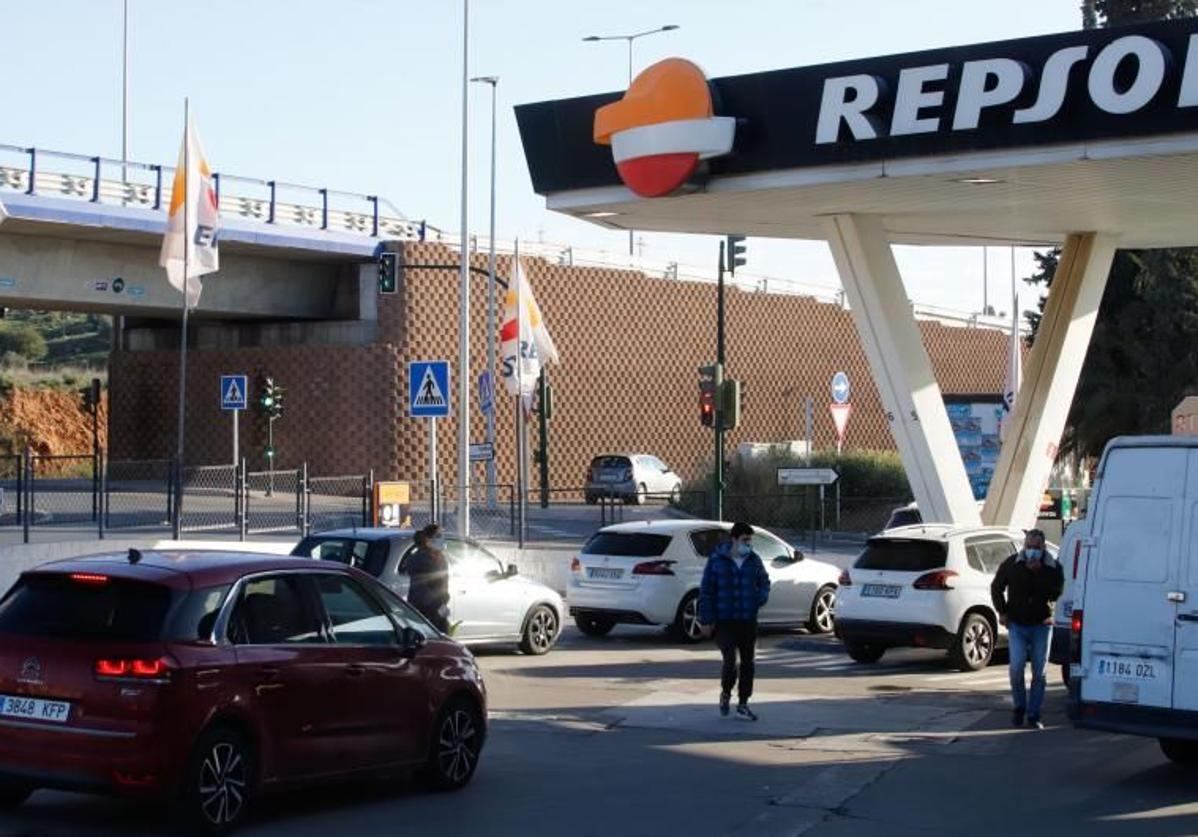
[
  {"xmin": 726, "ymin": 235, "xmax": 747, "ymax": 275},
  {"xmin": 699, "ymin": 364, "xmax": 721, "ymax": 428},
  {"xmin": 378, "ymin": 251, "xmax": 399, "ymax": 294},
  {"xmin": 79, "ymin": 378, "xmax": 101, "ymax": 414},
  {"xmin": 722, "ymin": 379, "xmax": 742, "ymax": 430},
  {"xmin": 259, "ymin": 377, "xmax": 284, "ymax": 420}
]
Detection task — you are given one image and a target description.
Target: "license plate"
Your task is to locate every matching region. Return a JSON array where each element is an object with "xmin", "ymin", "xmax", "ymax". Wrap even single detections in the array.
[
  {"xmin": 0, "ymin": 694, "xmax": 71, "ymax": 724},
  {"xmin": 1112, "ymin": 682, "xmax": 1140, "ymax": 704},
  {"xmin": 861, "ymin": 584, "xmax": 902, "ymax": 599},
  {"xmin": 587, "ymin": 567, "xmax": 624, "ymax": 580},
  {"xmin": 1095, "ymin": 656, "xmax": 1159, "ymax": 681}
]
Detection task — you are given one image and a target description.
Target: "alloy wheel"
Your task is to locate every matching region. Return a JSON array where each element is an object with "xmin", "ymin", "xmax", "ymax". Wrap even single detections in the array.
[
  {"xmin": 964, "ymin": 619, "xmax": 993, "ymax": 666},
  {"xmin": 682, "ymin": 596, "xmax": 703, "ymax": 640},
  {"xmin": 437, "ymin": 709, "xmax": 480, "ymax": 785},
  {"xmin": 813, "ymin": 589, "xmax": 836, "ymax": 633},
  {"xmin": 529, "ymin": 607, "xmax": 557, "ymax": 652},
  {"xmin": 198, "ymin": 741, "xmax": 247, "ymax": 827}
]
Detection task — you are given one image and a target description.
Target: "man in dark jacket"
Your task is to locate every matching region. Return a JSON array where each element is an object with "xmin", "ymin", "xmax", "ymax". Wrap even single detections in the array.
[
  {"xmin": 406, "ymin": 524, "xmax": 450, "ymax": 633},
  {"xmin": 991, "ymin": 528, "xmax": 1063, "ymax": 730},
  {"xmin": 698, "ymin": 521, "xmax": 772, "ymax": 720}
]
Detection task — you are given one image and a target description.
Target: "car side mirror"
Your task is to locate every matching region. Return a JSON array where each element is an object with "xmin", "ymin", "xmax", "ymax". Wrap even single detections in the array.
[
  {"xmin": 793, "ymin": 550, "xmax": 805, "ymax": 562},
  {"xmin": 399, "ymin": 627, "xmax": 426, "ymax": 658},
  {"xmin": 505, "ymin": 563, "xmax": 519, "ymax": 577}
]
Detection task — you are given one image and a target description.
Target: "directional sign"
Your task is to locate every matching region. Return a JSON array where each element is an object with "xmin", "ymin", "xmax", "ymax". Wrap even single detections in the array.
[
  {"xmin": 778, "ymin": 467, "xmax": 839, "ymax": 486},
  {"xmin": 220, "ymin": 375, "xmax": 248, "ymax": 411},
  {"xmin": 469, "ymin": 442, "xmax": 494, "ymax": 462},
  {"xmin": 409, "ymin": 361, "xmax": 451, "ymax": 418},
  {"xmin": 831, "ymin": 371, "xmax": 851, "ymax": 405},
  {"xmin": 478, "ymin": 371, "xmax": 494, "ymax": 416}
]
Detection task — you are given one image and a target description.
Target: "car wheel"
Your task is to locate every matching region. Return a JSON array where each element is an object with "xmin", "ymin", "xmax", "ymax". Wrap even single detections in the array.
[
  {"xmin": 949, "ymin": 613, "xmax": 995, "ymax": 671},
  {"xmin": 672, "ymin": 592, "xmax": 705, "ymax": 643},
  {"xmin": 634, "ymin": 483, "xmax": 648, "ymax": 505},
  {"xmin": 806, "ymin": 585, "xmax": 837, "ymax": 634},
  {"xmin": 669, "ymin": 483, "xmax": 682, "ymax": 505},
  {"xmin": 174, "ymin": 726, "xmax": 253, "ymax": 836},
  {"xmin": 0, "ymin": 781, "xmax": 31, "ymax": 808},
  {"xmin": 1160, "ymin": 737, "xmax": 1198, "ymax": 765},
  {"xmin": 573, "ymin": 613, "xmax": 616, "ymax": 637},
  {"xmin": 845, "ymin": 640, "xmax": 886, "ymax": 663},
  {"xmin": 425, "ymin": 698, "xmax": 484, "ymax": 791},
  {"xmin": 585, "ymin": 493, "xmax": 597, "ymax": 505},
  {"xmin": 520, "ymin": 605, "xmax": 559, "ymax": 655}
]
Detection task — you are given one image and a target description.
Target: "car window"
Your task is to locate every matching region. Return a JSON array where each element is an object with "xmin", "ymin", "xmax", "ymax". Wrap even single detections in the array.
[
  {"xmin": 650, "ymin": 457, "xmax": 669, "ymax": 471},
  {"xmin": 885, "ymin": 508, "xmax": 922, "ymax": 529},
  {"xmin": 855, "ymin": 539, "xmax": 948, "ymax": 571},
  {"xmin": 751, "ymin": 533, "xmax": 792, "ymax": 563},
  {"xmin": 228, "ymin": 575, "xmax": 324, "ymax": 645},
  {"xmin": 582, "ymin": 532, "xmax": 672, "ymax": 557},
  {"xmin": 964, "ymin": 542, "xmax": 986, "ymax": 573},
  {"xmin": 689, "ymin": 528, "xmax": 727, "ymax": 558},
  {"xmin": 313, "ymin": 574, "xmax": 398, "ymax": 646},
  {"xmin": 445, "ymin": 540, "xmax": 503, "ymax": 577},
  {"xmin": 0, "ymin": 573, "xmax": 175, "ymax": 642},
  {"xmin": 295, "ymin": 537, "xmax": 388, "ymax": 576},
  {"xmin": 366, "ymin": 578, "xmax": 437, "ymax": 638},
  {"xmin": 166, "ymin": 585, "xmax": 231, "ymax": 641},
  {"xmin": 592, "ymin": 456, "xmax": 631, "ymax": 470},
  {"xmin": 983, "ymin": 541, "xmax": 1016, "ymax": 573}
]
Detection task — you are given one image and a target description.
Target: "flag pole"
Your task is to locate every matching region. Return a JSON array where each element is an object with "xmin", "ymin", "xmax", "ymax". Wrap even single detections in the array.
[
  {"xmin": 172, "ymin": 98, "xmax": 191, "ymax": 538},
  {"xmin": 515, "ymin": 239, "xmax": 527, "ymax": 548}
]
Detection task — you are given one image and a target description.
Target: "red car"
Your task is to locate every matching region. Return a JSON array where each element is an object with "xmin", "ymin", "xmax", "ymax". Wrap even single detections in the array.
[{"xmin": 0, "ymin": 550, "xmax": 487, "ymax": 834}]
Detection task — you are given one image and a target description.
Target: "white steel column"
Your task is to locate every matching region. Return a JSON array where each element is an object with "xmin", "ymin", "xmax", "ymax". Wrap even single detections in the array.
[
  {"xmin": 982, "ymin": 232, "xmax": 1116, "ymax": 531},
  {"xmin": 823, "ymin": 214, "xmax": 981, "ymax": 526}
]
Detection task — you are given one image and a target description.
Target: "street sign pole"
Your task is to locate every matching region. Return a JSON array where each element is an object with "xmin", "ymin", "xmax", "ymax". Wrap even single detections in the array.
[
  {"xmin": 714, "ymin": 239, "xmax": 726, "ymax": 522},
  {"xmin": 232, "ymin": 409, "xmax": 238, "ymax": 466},
  {"xmin": 429, "ymin": 418, "xmax": 439, "ymax": 520}
]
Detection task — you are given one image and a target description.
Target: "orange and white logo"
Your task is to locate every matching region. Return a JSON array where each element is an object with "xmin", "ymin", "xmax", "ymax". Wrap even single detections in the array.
[{"xmin": 594, "ymin": 58, "xmax": 735, "ymax": 198}]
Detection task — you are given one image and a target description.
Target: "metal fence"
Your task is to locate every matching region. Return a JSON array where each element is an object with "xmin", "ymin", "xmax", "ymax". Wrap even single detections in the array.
[
  {"xmin": 179, "ymin": 465, "xmax": 239, "ymax": 534},
  {"xmin": 308, "ymin": 473, "xmax": 372, "ymax": 534},
  {"xmin": 105, "ymin": 459, "xmax": 172, "ymax": 531},
  {"xmin": 30, "ymin": 454, "xmax": 101, "ymax": 529},
  {"xmin": 245, "ymin": 469, "xmax": 302, "ymax": 535}
]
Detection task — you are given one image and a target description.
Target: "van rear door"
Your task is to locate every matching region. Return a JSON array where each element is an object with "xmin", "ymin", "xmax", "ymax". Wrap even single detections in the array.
[
  {"xmin": 1170, "ymin": 451, "xmax": 1198, "ymax": 711},
  {"xmin": 1080, "ymin": 446, "xmax": 1185, "ymax": 709}
]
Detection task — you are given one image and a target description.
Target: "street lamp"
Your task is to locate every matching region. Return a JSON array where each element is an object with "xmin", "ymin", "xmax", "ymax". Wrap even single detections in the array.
[
  {"xmin": 582, "ymin": 24, "xmax": 680, "ymax": 256},
  {"xmin": 470, "ymin": 74, "xmax": 499, "ymax": 507}
]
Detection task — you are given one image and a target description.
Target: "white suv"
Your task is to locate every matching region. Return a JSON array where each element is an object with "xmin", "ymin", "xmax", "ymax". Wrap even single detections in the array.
[
  {"xmin": 835, "ymin": 525, "xmax": 1047, "ymax": 671},
  {"xmin": 567, "ymin": 519, "xmax": 841, "ymax": 641}
]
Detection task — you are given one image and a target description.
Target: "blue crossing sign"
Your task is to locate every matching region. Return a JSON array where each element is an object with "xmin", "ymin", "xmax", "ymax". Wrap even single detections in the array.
[
  {"xmin": 478, "ymin": 371, "xmax": 494, "ymax": 416},
  {"xmin": 409, "ymin": 361, "xmax": 451, "ymax": 418},
  {"xmin": 831, "ymin": 371, "xmax": 851, "ymax": 405},
  {"xmin": 220, "ymin": 375, "xmax": 248, "ymax": 411}
]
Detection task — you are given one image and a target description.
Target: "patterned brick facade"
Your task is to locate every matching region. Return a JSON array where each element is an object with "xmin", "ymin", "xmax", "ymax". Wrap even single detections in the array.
[{"xmin": 109, "ymin": 242, "xmax": 1010, "ymax": 487}]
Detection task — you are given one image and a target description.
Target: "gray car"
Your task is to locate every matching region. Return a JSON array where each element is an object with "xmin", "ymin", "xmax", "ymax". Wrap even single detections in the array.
[
  {"xmin": 585, "ymin": 453, "xmax": 683, "ymax": 505},
  {"xmin": 292, "ymin": 528, "xmax": 564, "ymax": 655}
]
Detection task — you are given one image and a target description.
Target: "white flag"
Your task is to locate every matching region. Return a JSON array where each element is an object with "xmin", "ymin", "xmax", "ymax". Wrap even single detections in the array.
[
  {"xmin": 0, "ymin": 196, "xmax": 8, "ymax": 226},
  {"xmin": 159, "ymin": 110, "xmax": 219, "ymax": 308},
  {"xmin": 499, "ymin": 258, "xmax": 559, "ymax": 401},
  {"xmin": 1001, "ymin": 297, "xmax": 1021, "ymax": 439}
]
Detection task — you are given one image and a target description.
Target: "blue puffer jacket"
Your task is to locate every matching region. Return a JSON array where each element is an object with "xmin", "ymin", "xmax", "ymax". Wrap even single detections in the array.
[{"xmin": 698, "ymin": 541, "xmax": 771, "ymax": 624}]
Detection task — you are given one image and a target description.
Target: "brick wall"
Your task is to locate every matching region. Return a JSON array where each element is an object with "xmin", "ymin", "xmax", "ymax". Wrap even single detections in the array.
[{"xmin": 109, "ymin": 241, "xmax": 1010, "ymax": 487}]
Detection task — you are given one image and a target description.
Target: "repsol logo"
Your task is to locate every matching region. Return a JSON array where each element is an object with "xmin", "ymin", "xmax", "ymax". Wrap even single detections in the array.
[{"xmin": 816, "ymin": 33, "xmax": 1198, "ymax": 144}]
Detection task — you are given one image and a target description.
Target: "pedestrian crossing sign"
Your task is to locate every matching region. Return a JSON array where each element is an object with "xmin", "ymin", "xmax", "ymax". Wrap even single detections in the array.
[
  {"xmin": 409, "ymin": 360, "xmax": 451, "ymax": 418},
  {"xmin": 220, "ymin": 374, "xmax": 248, "ymax": 411}
]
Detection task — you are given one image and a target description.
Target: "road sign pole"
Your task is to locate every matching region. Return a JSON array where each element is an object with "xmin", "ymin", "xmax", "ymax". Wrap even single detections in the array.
[
  {"xmin": 232, "ymin": 409, "xmax": 239, "ymax": 467},
  {"xmin": 429, "ymin": 417, "xmax": 439, "ymax": 521},
  {"xmin": 714, "ymin": 240, "xmax": 726, "ymax": 522}
]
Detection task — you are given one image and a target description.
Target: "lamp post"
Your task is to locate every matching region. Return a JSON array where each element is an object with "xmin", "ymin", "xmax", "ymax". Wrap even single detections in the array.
[
  {"xmin": 582, "ymin": 24, "xmax": 680, "ymax": 257},
  {"xmin": 471, "ymin": 74, "xmax": 499, "ymax": 507},
  {"xmin": 456, "ymin": 0, "xmax": 471, "ymax": 537}
]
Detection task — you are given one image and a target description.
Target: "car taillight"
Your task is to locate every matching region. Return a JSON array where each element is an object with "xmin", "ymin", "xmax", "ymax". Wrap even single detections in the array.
[
  {"xmin": 913, "ymin": 570, "xmax": 958, "ymax": 590},
  {"xmin": 1070, "ymin": 609, "xmax": 1083, "ymax": 663},
  {"xmin": 632, "ymin": 560, "xmax": 675, "ymax": 576},
  {"xmin": 838, "ymin": 569, "xmax": 852, "ymax": 587},
  {"xmin": 570, "ymin": 557, "xmax": 581, "ymax": 573},
  {"xmin": 95, "ymin": 657, "xmax": 173, "ymax": 680},
  {"xmin": 70, "ymin": 573, "xmax": 109, "ymax": 585}
]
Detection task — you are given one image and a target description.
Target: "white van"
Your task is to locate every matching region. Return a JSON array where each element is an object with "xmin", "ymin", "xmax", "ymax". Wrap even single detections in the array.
[{"xmin": 1067, "ymin": 436, "xmax": 1198, "ymax": 763}]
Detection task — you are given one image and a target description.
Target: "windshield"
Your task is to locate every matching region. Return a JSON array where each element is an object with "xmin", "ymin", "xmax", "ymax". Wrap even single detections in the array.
[
  {"xmin": 0, "ymin": 573, "xmax": 175, "ymax": 642},
  {"xmin": 581, "ymin": 532, "xmax": 671, "ymax": 557},
  {"xmin": 855, "ymin": 539, "xmax": 948, "ymax": 572}
]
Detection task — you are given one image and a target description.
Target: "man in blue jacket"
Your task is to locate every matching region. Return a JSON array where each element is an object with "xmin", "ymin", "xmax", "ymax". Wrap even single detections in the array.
[{"xmin": 698, "ymin": 521, "xmax": 771, "ymax": 720}]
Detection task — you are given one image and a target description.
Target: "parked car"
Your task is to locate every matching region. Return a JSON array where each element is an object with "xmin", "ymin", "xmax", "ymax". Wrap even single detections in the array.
[
  {"xmin": 880, "ymin": 500, "xmax": 985, "ymax": 532},
  {"xmin": 291, "ymin": 528, "xmax": 563, "ymax": 655},
  {"xmin": 0, "ymin": 550, "xmax": 487, "ymax": 834},
  {"xmin": 835, "ymin": 524, "xmax": 1054, "ymax": 671},
  {"xmin": 1067, "ymin": 436, "xmax": 1198, "ymax": 765},
  {"xmin": 1050, "ymin": 522, "xmax": 1086, "ymax": 686},
  {"xmin": 584, "ymin": 454, "xmax": 683, "ymax": 505},
  {"xmin": 567, "ymin": 519, "xmax": 840, "ymax": 641}
]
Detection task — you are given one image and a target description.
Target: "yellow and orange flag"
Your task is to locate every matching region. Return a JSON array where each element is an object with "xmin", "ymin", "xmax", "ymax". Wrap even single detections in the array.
[
  {"xmin": 499, "ymin": 257, "xmax": 559, "ymax": 401},
  {"xmin": 159, "ymin": 110, "xmax": 219, "ymax": 308}
]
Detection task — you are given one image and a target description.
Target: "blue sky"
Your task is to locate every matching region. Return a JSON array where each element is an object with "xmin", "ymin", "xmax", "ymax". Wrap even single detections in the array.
[{"xmin": 2, "ymin": 0, "xmax": 1086, "ymax": 313}]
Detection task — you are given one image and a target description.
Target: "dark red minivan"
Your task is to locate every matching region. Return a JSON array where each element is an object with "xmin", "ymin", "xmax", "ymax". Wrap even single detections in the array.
[{"xmin": 0, "ymin": 550, "xmax": 487, "ymax": 834}]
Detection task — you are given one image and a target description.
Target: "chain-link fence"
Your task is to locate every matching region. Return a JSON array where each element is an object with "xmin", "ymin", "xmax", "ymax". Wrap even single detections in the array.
[
  {"xmin": 179, "ymin": 465, "xmax": 239, "ymax": 534},
  {"xmin": 308, "ymin": 474, "xmax": 371, "ymax": 534},
  {"xmin": 245, "ymin": 469, "xmax": 302, "ymax": 535},
  {"xmin": 439, "ymin": 484, "xmax": 515, "ymax": 541},
  {"xmin": 0, "ymin": 455, "xmax": 23, "ymax": 529},
  {"xmin": 105, "ymin": 459, "xmax": 172, "ymax": 531},
  {"xmin": 30, "ymin": 454, "xmax": 100, "ymax": 528}
]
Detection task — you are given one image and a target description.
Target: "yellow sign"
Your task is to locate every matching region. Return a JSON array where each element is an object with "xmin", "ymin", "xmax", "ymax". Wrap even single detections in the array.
[{"xmin": 376, "ymin": 482, "xmax": 410, "ymax": 505}]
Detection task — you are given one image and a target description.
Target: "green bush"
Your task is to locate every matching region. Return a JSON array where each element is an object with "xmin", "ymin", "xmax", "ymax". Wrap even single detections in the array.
[{"xmin": 0, "ymin": 323, "xmax": 47, "ymax": 362}]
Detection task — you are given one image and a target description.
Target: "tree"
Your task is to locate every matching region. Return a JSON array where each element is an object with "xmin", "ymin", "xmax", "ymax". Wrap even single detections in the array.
[
  {"xmin": 1085, "ymin": 0, "xmax": 1198, "ymax": 25},
  {"xmin": 0, "ymin": 323, "xmax": 47, "ymax": 362}
]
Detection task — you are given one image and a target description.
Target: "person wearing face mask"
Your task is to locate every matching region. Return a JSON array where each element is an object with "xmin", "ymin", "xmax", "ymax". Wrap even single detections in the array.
[
  {"xmin": 991, "ymin": 529, "xmax": 1063, "ymax": 730},
  {"xmin": 406, "ymin": 524, "xmax": 451, "ymax": 633},
  {"xmin": 697, "ymin": 522, "xmax": 772, "ymax": 721}
]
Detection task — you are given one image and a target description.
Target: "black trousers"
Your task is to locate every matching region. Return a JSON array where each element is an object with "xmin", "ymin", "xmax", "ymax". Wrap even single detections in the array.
[{"xmin": 715, "ymin": 620, "xmax": 758, "ymax": 702}]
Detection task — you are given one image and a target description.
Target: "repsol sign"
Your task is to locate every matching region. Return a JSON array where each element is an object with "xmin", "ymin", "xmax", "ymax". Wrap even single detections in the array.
[{"xmin": 515, "ymin": 19, "xmax": 1198, "ymax": 195}]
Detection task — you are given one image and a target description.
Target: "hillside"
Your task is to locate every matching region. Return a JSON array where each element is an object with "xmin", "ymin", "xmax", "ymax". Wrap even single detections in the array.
[
  {"xmin": 0, "ymin": 311, "xmax": 111, "ymax": 370},
  {"xmin": 0, "ymin": 387, "xmax": 107, "ymax": 457}
]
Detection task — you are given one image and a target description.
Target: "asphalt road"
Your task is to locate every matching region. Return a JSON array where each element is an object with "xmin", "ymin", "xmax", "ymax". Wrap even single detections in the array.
[{"xmin": 4, "ymin": 627, "xmax": 1196, "ymax": 837}]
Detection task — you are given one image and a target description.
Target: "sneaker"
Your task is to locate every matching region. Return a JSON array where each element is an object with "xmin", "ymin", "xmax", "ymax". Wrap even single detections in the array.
[
  {"xmin": 736, "ymin": 703, "xmax": 758, "ymax": 722},
  {"xmin": 719, "ymin": 692, "xmax": 731, "ymax": 717},
  {"xmin": 1027, "ymin": 716, "xmax": 1045, "ymax": 730},
  {"xmin": 1012, "ymin": 709, "xmax": 1025, "ymax": 728}
]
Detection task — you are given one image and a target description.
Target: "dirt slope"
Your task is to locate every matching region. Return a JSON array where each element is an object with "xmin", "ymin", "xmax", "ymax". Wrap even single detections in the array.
[{"xmin": 0, "ymin": 388, "xmax": 107, "ymax": 456}]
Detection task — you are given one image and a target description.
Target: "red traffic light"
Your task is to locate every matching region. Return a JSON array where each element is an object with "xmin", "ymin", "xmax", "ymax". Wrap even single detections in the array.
[{"xmin": 700, "ymin": 389, "xmax": 716, "ymax": 427}]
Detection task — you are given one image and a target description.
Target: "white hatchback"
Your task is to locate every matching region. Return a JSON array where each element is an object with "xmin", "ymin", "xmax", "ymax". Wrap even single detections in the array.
[
  {"xmin": 835, "ymin": 524, "xmax": 1044, "ymax": 671},
  {"xmin": 567, "ymin": 519, "xmax": 841, "ymax": 641}
]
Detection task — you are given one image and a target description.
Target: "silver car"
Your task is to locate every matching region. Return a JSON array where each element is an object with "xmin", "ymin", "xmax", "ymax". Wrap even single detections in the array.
[
  {"xmin": 585, "ymin": 453, "xmax": 683, "ymax": 505},
  {"xmin": 291, "ymin": 528, "xmax": 564, "ymax": 655}
]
